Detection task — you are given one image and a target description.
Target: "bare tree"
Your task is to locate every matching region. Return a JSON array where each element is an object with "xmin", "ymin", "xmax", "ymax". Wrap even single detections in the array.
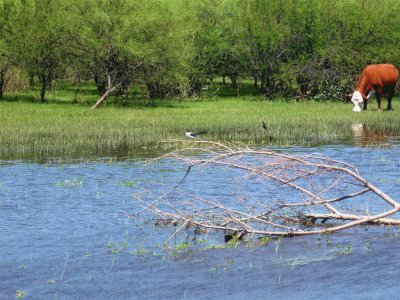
[{"xmin": 133, "ymin": 141, "xmax": 400, "ymax": 240}]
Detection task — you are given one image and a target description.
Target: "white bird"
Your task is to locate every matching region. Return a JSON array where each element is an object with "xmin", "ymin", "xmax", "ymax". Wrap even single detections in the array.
[{"xmin": 185, "ymin": 130, "xmax": 207, "ymax": 139}]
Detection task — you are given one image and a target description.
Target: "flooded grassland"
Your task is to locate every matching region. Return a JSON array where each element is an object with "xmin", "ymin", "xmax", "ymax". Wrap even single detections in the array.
[{"xmin": 1, "ymin": 137, "xmax": 400, "ymax": 299}]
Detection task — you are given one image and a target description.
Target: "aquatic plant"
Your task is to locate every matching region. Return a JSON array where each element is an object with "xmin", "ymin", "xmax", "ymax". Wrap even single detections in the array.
[
  {"xmin": 331, "ymin": 244, "xmax": 352, "ymax": 255},
  {"xmin": 55, "ymin": 178, "xmax": 84, "ymax": 188},
  {"xmin": 260, "ymin": 236, "xmax": 270, "ymax": 245},
  {"xmin": 174, "ymin": 241, "xmax": 191, "ymax": 253},
  {"xmin": 16, "ymin": 290, "xmax": 26, "ymax": 298},
  {"xmin": 119, "ymin": 180, "xmax": 135, "ymax": 188}
]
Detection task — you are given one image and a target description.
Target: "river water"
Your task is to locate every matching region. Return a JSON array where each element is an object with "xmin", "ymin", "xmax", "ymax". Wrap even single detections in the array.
[{"xmin": 1, "ymin": 140, "xmax": 400, "ymax": 299}]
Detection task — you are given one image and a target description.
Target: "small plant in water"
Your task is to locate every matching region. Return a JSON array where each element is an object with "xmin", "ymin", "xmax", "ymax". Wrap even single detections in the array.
[
  {"xmin": 222, "ymin": 234, "xmax": 240, "ymax": 248},
  {"xmin": 131, "ymin": 248, "xmax": 148, "ymax": 256},
  {"xmin": 119, "ymin": 180, "xmax": 135, "ymax": 188},
  {"xmin": 131, "ymin": 243, "xmax": 150, "ymax": 258},
  {"xmin": 331, "ymin": 244, "xmax": 352, "ymax": 255},
  {"xmin": 16, "ymin": 290, "xmax": 26, "ymax": 298},
  {"xmin": 106, "ymin": 240, "xmax": 122, "ymax": 254},
  {"xmin": 209, "ymin": 265, "xmax": 217, "ymax": 273},
  {"xmin": 56, "ymin": 177, "xmax": 85, "ymax": 188},
  {"xmin": 174, "ymin": 241, "xmax": 191, "ymax": 254},
  {"xmin": 195, "ymin": 238, "xmax": 207, "ymax": 244},
  {"xmin": 206, "ymin": 244, "xmax": 218, "ymax": 250},
  {"xmin": 260, "ymin": 236, "xmax": 270, "ymax": 245}
]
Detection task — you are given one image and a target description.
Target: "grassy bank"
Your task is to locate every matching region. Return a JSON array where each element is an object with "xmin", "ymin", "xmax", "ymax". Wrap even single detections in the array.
[{"xmin": 1, "ymin": 97, "xmax": 399, "ymax": 160}]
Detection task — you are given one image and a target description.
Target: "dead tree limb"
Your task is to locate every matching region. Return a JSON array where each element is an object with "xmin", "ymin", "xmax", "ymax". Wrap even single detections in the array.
[
  {"xmin": 133, "ymin": 141, "xmax": 400, "ymax": 238},
  {"xmin": 91, "ymin": 69, "xmax": 121, "ymax": 109}
]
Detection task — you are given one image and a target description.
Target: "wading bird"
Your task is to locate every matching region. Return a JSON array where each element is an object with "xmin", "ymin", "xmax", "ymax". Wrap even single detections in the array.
[{"xmin": 185, "ymin": 130, "xmax": 207, "ymax": 139}]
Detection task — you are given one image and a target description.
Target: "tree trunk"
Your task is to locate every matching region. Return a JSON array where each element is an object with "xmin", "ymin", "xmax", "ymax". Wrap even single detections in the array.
[
  {"xmin": 147, "ymin": 83, "xmax": 156, "ymax": 99},
  {"xmin": 0, "ymin": 68, "xmax": 5, "ymax": 99},
  {"xmin": 230, "ymin": 75, "xmax": 238, "ymax": 88},
  {"xmin": 40, "ymin": 73, "xmax": 46, "ymax": 102},
  {"xmin": 94, "ymin": 73, "xmax": 107, "ymax": 97},
  {"xmin": 222, "ymin": 76, "xmax": 227, "ymax": 87},
  {"xmin": 260, "ymin": 70, "xmax": 266, "ymax": 92},
  {"xmin": 73, "ymin": 73, "xmax": 81, "ymax": 102},
  {"xmin": 147, "ymin": 83, "xmax": 168, "ymax": 99}
]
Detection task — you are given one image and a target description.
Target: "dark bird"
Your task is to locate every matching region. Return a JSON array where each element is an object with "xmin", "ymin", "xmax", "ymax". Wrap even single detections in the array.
[
  {"xmin": 262, "ymin": 121, "xmax": 268, "ymax": 131},
  {"xmin": 262, "ymin": 121, "xmax": 275, "ymax": 142},
  {"xmin": 185, "ymin": 130, "xmax": 207, "ymax": 139}
]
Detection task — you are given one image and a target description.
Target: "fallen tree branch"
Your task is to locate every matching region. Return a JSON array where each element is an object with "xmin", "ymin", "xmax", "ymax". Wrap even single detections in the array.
[{"xmin": 133, "ymin": 141, "xmax": 400, "ymax": 239}]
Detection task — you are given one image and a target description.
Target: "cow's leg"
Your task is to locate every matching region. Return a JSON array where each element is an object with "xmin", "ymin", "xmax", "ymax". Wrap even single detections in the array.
[
  {"xmin": 367, "ymin": 89, "xmax": 375, "ymax": 100},
  {"xmin": 362, "ymin": 92, "xmax": 368, "ymax": 110},
  {"xmin": 363, "ymin": 98, "xmax": 368, "ymax": 110},
  {"xmin": 363, "ymin": 89, "xmax": 375, "ymax": 110},
  {"xmin": 387, "ymin": 87, "xmax": 395, "ymax": 110},
  {"xmin": 376, "ymin": 87, "xmax": 383, "ymax": 111}
]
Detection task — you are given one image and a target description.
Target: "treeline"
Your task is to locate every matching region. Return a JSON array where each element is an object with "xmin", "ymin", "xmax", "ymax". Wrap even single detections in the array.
[{"xmin": 1, "ymin": 0, "xmax": 400, "ymax": 105}]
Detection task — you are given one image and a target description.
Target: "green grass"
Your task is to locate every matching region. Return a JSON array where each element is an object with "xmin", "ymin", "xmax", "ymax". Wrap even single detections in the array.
[{"xmin": 1, "ymin": 95, "xmax": 400, "ymax": 161}]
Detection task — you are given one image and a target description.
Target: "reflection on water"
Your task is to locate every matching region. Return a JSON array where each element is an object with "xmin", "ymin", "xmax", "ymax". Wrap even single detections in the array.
[
  {"xmin": 1, "ymin": 143, "xmax": 400, "ymax": 299},
  {"xmin": 351, "ymin": 123, "xmax": 365, "ymax": 137},
  {"xmin": 352, "ymin": 123, "xmax": 398, "ymax": 147}
]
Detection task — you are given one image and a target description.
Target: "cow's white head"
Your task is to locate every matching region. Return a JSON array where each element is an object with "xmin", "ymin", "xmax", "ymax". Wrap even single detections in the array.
[{"xmin": 351, "ymin": 91, "xmax": 363, "ymax": 112}]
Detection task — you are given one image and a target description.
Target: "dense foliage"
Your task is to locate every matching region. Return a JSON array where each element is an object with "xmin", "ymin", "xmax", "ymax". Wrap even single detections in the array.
[{"xmin": 1, "ymin": 0, "xmax": 400, "ymax": 102}]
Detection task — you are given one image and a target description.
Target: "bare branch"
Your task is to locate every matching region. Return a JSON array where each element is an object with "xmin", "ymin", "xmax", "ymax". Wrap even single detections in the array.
[{"xmin": 133, "ymin": 141, "xmax": 400, "ymax": 239}]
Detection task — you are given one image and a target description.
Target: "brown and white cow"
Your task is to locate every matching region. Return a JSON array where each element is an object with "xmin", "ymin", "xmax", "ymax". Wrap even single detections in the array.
[{"xmin": 350, "ymin": 64, "xmax": 399, "ymax": 112}]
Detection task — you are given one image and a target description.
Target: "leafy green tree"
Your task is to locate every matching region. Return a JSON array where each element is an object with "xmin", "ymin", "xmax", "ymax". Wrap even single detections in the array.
[
  {"xmin": 139, "ymin": 0, "xmax": 194, "ymax": 99},
  {"xmin": 238, "ymin": 0, "xmax": 295, "ymax": 97},
  {"xmin": 188, "ymin": 0, "xmax": 246, "ymax": 93},
  {"xmin": 67, "ymin": 0, "xmax": 191, "ymax": 107},
  {"xmin": 65, "ymin": 0, "xmax": 140, "ymax": 108},
  {"xmin": 12, "ymin": 0, "xmax": 68, "ymax": 102},
  {"xmin": 2, "ymin": 0, "xmax": 400, "ymax": 103},
  {"xmin": 0, "ymin": 0, "xmax": 18, "ymax": 99}
]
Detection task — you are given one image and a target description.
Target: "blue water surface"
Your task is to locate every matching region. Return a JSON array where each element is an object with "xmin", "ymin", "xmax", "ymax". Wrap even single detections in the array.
[{"xmin": 1, "ymin": 143, "xmax": 400, "ymax": 299}]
